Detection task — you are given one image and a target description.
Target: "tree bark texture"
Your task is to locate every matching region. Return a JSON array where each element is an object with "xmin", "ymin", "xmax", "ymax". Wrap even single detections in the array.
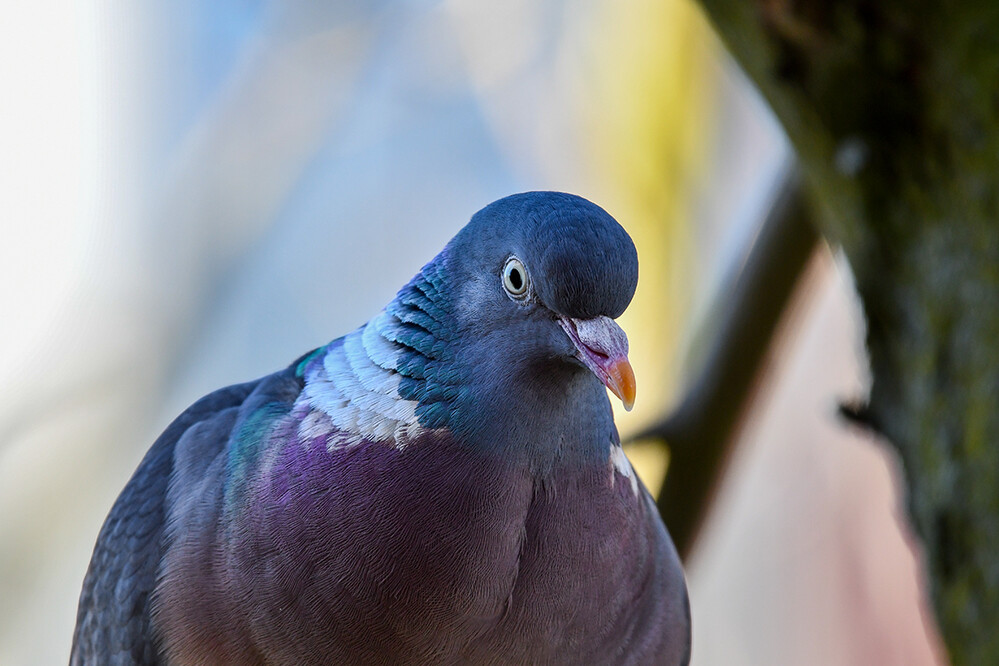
[{"xmin": 694, "ymin": 2, "xmax": 999, "ymax": 662}]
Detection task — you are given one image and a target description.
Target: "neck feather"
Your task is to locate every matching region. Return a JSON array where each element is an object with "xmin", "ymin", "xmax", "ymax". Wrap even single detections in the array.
[{"xmin": 296, "ymin": 256, "xmax": 458, "ymax": 448}]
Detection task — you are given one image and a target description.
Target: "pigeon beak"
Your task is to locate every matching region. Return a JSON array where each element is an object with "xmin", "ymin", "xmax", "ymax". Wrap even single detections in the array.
[
  {"xmin": 558, "ymin": 315, "xmax": 637, "ymax": 411},
  {"xmin": 603, "ymin": 356, "xmax": 637, "ymax": 411}
]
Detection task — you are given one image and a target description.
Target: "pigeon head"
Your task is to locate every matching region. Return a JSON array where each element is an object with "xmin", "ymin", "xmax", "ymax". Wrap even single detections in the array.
[
  {"xmin": 438, "ymin": 192, "xmax": 639, "ymax": 416},
  {"xmin": 456, "ymin": 191, "xmax": 638, "ymax": 320}
]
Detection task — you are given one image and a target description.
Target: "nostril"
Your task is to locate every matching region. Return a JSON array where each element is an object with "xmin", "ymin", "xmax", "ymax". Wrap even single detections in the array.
[{"xmin": 583, "ymin": 344, "xmax": 610, "ymax": 360}]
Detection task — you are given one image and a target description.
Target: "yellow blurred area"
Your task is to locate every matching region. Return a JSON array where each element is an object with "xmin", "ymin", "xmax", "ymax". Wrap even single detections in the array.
[
  {"xmin": 579, "ymin": 0, "xmax": 718, "ymax": 487},
  {"xmin": 624, "ymin": 437, "xmax": 671, "ymax": 496},
  {"xmin": 582, "ymin": 0, "xmax": 716, "ymax": 426}
]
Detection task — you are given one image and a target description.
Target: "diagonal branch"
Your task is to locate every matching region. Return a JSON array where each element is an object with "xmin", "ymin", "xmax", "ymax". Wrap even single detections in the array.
[{"xmin": 636, "ymin": 169, "xmax": 819, "ymax": 559}]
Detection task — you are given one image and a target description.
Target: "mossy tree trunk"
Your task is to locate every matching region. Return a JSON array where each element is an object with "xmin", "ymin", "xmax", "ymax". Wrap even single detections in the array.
[{"xmin": 693, "ymin": 1, "xmax": 999, "ymax": 662}]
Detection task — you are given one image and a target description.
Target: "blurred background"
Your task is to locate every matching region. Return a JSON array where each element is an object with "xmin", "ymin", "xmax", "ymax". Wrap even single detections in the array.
[{"xmin": 0, "ymin": 1, "xmax": 945, "ymax": 663}]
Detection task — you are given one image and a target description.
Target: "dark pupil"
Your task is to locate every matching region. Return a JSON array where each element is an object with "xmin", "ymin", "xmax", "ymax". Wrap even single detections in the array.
[{"xmin": 508, "ymin": 268, "xmax": 523, "ymax": 290}]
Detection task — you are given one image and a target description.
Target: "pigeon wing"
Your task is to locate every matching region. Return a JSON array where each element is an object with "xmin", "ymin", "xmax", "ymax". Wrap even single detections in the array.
[{"xmin": 69, "ymin": 378, "xmax": 262, "ymax": 665}]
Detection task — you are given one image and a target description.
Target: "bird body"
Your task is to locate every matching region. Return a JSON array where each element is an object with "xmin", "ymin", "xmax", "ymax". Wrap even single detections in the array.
[{"xmin": 72, "ymin": 192, "xmax": 690, "ymax": 665}]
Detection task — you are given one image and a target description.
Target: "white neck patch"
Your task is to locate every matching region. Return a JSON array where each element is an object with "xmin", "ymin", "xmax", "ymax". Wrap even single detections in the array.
[
  {"xmin": 296, "ymin": 311, "xmax": 425, "ymax": 450},
  {"xmin": 609, "ymin": 445, "xmax": 639, "ymax": 496}
]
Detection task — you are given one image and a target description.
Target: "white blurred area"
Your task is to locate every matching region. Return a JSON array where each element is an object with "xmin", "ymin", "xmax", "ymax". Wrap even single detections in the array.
[{"xmin": 0, "ymin": 1, "xmax": 943, "ymax": 664}]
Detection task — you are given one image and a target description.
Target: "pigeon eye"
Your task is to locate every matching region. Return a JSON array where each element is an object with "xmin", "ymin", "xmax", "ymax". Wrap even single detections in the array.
[{"xmin": 502, "ymin": 257, "xmax": 530, "ymax": 298}]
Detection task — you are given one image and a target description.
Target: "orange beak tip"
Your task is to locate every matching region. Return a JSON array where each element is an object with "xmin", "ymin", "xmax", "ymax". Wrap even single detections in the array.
[{"xmin": 608, "ymin": 357, "xmax": 636, "ymax": 412}]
